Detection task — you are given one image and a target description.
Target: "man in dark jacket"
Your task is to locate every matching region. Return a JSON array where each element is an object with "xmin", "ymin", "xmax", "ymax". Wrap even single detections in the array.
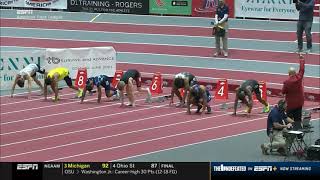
[
  {"xmin": 282, "ymin": 55, "xmax": 305, "ymax": 129},
  {"xmin": 295, "ymin": 0, "xmax": 315, "ymax": 53},
  {"xmin": 261, "ymin": 99, "xmax": 294, "ymax": 155}
]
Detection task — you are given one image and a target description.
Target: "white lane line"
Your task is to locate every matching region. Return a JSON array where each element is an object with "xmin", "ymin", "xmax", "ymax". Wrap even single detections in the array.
[
  {"xmin": 0, "ymin": 106, "xmax": 265, "ymax": 159},
  {"xmin": 294, "ymin": 35, "xmax": 307, "ymax": 43},
  {"xmin": 0, "ymin": 16, "xmax": 307, "ymax": 33},
  {"xmin": 46, "ymin": 114, "xmax": 320, "ymax": 162},
  {"xmin": 2, "ymin": 35, "xmax": 320, "ymax": 60},
  {"xmin": 0, "ymin": 87, "xmax": 69, "ymax": 106},
  {"xmin": 139, "ymin": 71, "xmax": 320, "ymax": 90},
  {"xmin": 0, "ymin": 94, "xmax": 170, "ymax": 133},
  {"xmin": 90, "ymin": 13, "xmax": 101, "ymax": 22},
  {"xmin": 114, "ymin": 118, "xmax": 320, "ymax": 161},
  {"xmin": 1, "ymin": 91, "xmax": 74, "ymax": 106},
  {"xmin": 118, "ymin": 60, "xmax": 320, "ymax": 79},
  {"xmin": 1, "ymin": 89, "xmax": 41, "ymax": 97},
  {"xmin": 3, "ymin": 42, "xmax": 320, "ymax": 58},
  {"xmin": 0, "ymin": 111, "xmax": 184, "ymax": 147},
  {"xmin": 44, "ymin": 114, "xmax": 268, "ymax": 162},
  {"xmin": 114, "ymin": 129, "xmax": 266, "ymax": 161},
  {"xmin": 2, "ymin": 38, "xmax": 320, "ymax": 60},
  {"xmin": 3, "ymin": 26, "xmax": 320, "ymax": 45},
  {"xmin": 1, "ymin": 95, "xmax": 97, "ymax": 115},
  {"xmin": 0, "ymin": 101, "xmax": 236, "ymax": 147}
]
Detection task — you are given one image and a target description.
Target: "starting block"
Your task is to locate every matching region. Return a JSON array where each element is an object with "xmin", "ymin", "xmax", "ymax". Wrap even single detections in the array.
[
  {"xmin": 220, "ymin": 103, "xmax": 228, "ymax": 110},
  {"xmin": 252, "ymin": 81, "xmax": 267, "ymax": 101},
  {"xmin": 112, "ymin": 70, "xmax": 124, "ymax": 88},
  {"xmin": 219, "ymin": 102, "xmax": 241, "ymax": 110},
  {"xmin": 150, "ymin": 72, "xmax": 163, "ymax": 94},
  {"xmin": 146, "ymin": 72, "xmax": 165, "ymax": 104},
  {"xmin": 214, "ymin": 79, "xmax": 229, "ymax": 110},
  {"xmin": 215, "ymin": 79, "xmax": 228, "ymax": 100},
  {"xmin": 75, "ymin": 68, "xmax": 87, "ymax": 89},
  {"xmin": 145, "ymin": 95, "xmax": 171, "ymax": 103},
  {"xmin": 179, "ymin": 88, "xmax": 185, "ymax": 97}
]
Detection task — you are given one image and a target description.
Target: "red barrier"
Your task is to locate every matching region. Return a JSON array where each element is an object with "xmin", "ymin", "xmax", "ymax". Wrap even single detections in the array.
[
  {"xmin": 150, "ymin": 72, "xmax": 163, "ymax": 94},
  {"xmin": 214, "ymin": 79, "xmax": 228, "ymax": 100},
  {"xmin": 75, "ymin": 68, "xmax": 87, "ymax": 89}
]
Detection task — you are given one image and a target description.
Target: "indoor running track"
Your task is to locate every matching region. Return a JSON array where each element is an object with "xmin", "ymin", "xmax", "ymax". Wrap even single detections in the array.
[{"xmin": 0, "ymin": 88, "xmax": 319, "ymax": 162}]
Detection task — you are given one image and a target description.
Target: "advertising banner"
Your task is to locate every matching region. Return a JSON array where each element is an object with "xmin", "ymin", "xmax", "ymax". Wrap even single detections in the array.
[
  {"xmin": 0, "ymin": 0, "xmax": 67, "ymax": 9},
  {"xmin": 192, "ymin": 0, "xmax": 216, "ymax": 17},
  {"xmin": 191, "ymin": 0, "xmax": 234, "ymax": 18},
  {"xmin": 150, "ymin": 0, "xmax": 192, "ymax": 15},
  {"xmin": 0, "ymin": 0, "xmax": 24, "ymax": 7},
  {"xmin": 235, "ymin": 0, "xmax": 299, "ymax": 20},
  {"xmin": 44, "ymin": 47, "xmax": 116, "ymax": 78},
  {"xmin": 0, "ymin": 50, "xmax": 45, "ymax": 90},
  {"xmin": 67, "ymin": 0, "xmax": 149, "ymax": 15}
]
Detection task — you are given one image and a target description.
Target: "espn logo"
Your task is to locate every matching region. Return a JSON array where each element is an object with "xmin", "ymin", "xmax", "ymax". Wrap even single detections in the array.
[
  {"xmin": 17, "ymin": 164, "xmax": 39, "ymax": 170},
  {"xmin": 253, "ymin": 166, "xmax": 273, "ymax": 171}
]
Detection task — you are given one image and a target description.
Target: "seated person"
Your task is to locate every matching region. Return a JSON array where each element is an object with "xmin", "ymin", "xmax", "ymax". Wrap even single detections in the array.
[
  {"xmin": 80, "ymin": 75, "xmax": 118, "ymax": 103},
  {"xmin": 233, "ymin": 79, "xmax": 270, "ymax": 116},
  {"xmin": 261, "ymin": 99, "xmax": 294, "ymax": 156},
  {"xmin": 170, "ymin": 72, "xmax": 197, "ymax": 107},
  {"xmin": 187, "ymin": 84, "xmax": 212, "ymax": 114}
]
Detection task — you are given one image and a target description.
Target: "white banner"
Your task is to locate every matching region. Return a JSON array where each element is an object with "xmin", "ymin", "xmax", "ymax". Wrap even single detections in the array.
[
  {"xmin": 235, "ymin": 0, "xmax": 299, "ymax": 20},
  {"xmin": 0, "ymin": 50, "xmax": 46, "ymax": 90},
  {"xmin": 45, "ymin": 47, "xmax": 116, "ymax": 78},
  {"xmin": 24, "ymin": 0, "xmax": 67, "ymax": 9},
  {"xmin": 0, "ymin": 0, "xmax": 67, "ymax": 9}
]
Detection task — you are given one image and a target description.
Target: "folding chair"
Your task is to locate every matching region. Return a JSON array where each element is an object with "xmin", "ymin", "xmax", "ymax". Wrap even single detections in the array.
[{"xmin": 286, "ymin": 130, "xmax": 308, "ymax": 159}]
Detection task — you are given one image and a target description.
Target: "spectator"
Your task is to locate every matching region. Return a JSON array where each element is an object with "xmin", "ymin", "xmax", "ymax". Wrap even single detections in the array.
[
  {"xmin": 213, "ymin": 0, "xmax": 229, "ymax": 57},
  {"xmin": 295, "ymin": 0, "xmax": 315, "ymax": 54},
  {"xmin": 261, "ymin": 99, "xmax": 294, "ymax": 156},
  {"xmin": 282, "ymin": 55, "xmax": 305, "ymax": 129}
]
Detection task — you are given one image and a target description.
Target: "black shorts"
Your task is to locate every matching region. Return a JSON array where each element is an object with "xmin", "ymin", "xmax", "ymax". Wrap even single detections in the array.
[
  {"xmin": 134, "ymin": 75, "xmax": 142, "ymax": 88},
  {"xmin": 36, "ymin": 64, "xmax": 46, "ymax": 74},
  {"xmin": 64, "ymin": 76, "xmax": 73, "ymax": 87},
  {"xmin": 253, "ymin": 86, "xmax": 261, "ymax": 97},
  {"xmin": 31, "ymin": 64, "xmax": 45, "ymax": 78},
  {"xmin": 121, "ymin": 69, "xmax": 141, "ymax": 87}
]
